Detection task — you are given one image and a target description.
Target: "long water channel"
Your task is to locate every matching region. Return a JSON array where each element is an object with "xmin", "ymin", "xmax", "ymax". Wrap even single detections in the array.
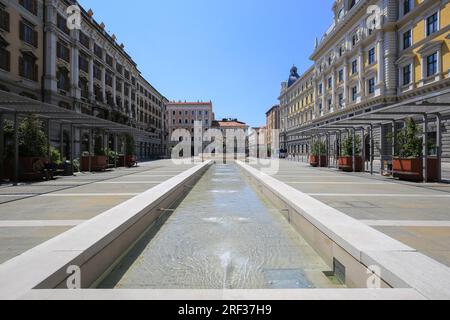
[{"xmin": 100, "ymin": 164, "xmax": 342, "ymax": 289}]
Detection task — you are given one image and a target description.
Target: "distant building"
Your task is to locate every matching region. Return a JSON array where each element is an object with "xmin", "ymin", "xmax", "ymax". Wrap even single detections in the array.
[
  {"xmin": 212, "ymin": 118, "xmax": 249, "ymax": 157},
  {"xmin": 266, "ymin": 105, "xmax": 280, "ymax": 152},
  {"xmin": 166, "ymin": 101, "xmax": 213, "ymax": 155}
]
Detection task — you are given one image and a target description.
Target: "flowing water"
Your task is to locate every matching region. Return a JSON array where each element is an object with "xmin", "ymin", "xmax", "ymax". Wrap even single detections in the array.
[{"xmin": 100, "ymin": 164, "xmax": 341, "ymax": 289}]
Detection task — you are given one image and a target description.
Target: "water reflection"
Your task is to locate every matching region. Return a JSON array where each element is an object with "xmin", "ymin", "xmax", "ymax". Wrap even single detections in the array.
[{"xmin": 100, "ymin": 164, "xmax": 339, "ymax": 289}]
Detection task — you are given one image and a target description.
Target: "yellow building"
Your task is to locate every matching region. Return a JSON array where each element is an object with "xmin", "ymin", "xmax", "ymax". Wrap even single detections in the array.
[{"xmin": 280, "ymin": 0, "xmax": 450, "ymax": 161}]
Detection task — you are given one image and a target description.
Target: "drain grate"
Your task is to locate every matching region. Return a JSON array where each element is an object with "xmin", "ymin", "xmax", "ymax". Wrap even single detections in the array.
[{"xmin": 263, "ymin": 269, "xmax": 313, "ymax": 289}]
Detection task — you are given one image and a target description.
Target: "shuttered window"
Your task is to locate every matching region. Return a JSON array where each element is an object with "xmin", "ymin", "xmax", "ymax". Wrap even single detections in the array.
[
  {"xmin": 19, "ymin": 20, "xmax": 38, "ymax": 48},
  {"xmin": 0, "ymin": 47, "xmax": 10, "ymax": 71},
  {"xmin": 0, "ymin": 8, "xmax": 9, "ymax": 32},
  {"xmin": 57, "ymin": 41, "xmax": 70, "ymax": 62},
  {"xmin": 19, "ymin": 0, "xmax": 38, "ymax": 15},
  {"xmin": 19, "ymin": 53, "xmax": 38, "ymax": 81}
]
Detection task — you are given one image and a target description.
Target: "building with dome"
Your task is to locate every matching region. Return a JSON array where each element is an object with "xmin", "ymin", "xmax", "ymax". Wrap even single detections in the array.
[{"xmin": 277, "ymin": 0, "xmax": 450, "ymax": 169}]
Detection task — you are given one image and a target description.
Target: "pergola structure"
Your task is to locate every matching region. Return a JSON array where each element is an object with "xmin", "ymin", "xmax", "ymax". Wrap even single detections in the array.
[
  {"xmin": 291, "ymin": 88, "xmax": 450, "ymax": 183},
  {"xmin": 0, "ymin": 91, "xmax": 154, "ymax": 185}
]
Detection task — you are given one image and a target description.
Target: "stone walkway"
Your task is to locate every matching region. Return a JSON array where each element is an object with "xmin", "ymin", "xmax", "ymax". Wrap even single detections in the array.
[
  {"xmin": 250, "ymin": 160, "xmax": 450, "ymax": 268},
  {"xmin": 0, "ymin": 160, "xmax": 195, "ymax": 264}
]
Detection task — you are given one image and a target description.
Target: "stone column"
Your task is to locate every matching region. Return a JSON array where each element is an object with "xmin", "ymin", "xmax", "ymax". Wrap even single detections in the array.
[
  {"xmin": 43, "ymin": 2, "xmax": 57, "ymax": 104},
  {"xmin": 70, "ymin": 29, "xmax": 80, "ymax": 101},
  {"xmin": 358, "ymin": 47, "xmax": 364, "ymax": 98},
  {"xmin": 101, "ymin": 67, "xmax": 106, "ymax": 102},
  {"xmin": 376, "ymin": 32, "xmax": 385, "ymax": 95},
  {"xmin": 321, "ymin": 77, "xmax": 326, "ymax": 114},
  {"xmin": 88, "ymin": 57, "xmax": 94, "ymax": 102},
  {"xmin": 331, "ymin": 68, "xmax": 336, "ymax": 113},
  {"xmin": 313, "ymin": 80, "xmax": 318, "ymax": 119},
  {"xmin": 112, "ymin": 75, "xmax": 117, "ymax": 107},
  {"xmin": 343, "ymin": 60, "xmax": 349, "ymax": 107},
  {"xmin": 384, "ymin": 31, "xmax": 398, "ymax": 96}
]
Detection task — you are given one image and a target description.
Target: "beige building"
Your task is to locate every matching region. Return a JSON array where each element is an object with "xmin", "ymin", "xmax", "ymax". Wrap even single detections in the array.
[
  {"xmin": 265, "ymin": 105, "xmax": 280, "ymax": 153},
  {"xmin": 0, "ymin": 0, "xmax": 44, "ymax": 99},
  {"xmin": 0, "ymin": 0, "xmax": 168, "ymax": 160},
  {"xmin": 166, "ymin": 101, "xmax": 213, "ymax": 155},
  {"xmin": 280, "ymin": 0, "xmax": 450, "ymax": 163}
]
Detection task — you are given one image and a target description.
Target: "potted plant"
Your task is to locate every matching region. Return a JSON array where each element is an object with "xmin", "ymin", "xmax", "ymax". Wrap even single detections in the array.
[
  {"xmin": 338, "ymin": 135, "xmax": 363, "ymax": 172},
  {"xmin": 2, "ymin": 116, "xmax": 49, "ymax": 180},
  {"xmin": 391, "ymin": 118, "xmax": 437, "ymax": 182},
  {"xmin": 81, "ymin": 134, "xmax": 108, "ymax": 171},
  {"xmin": 123, "ymin": 133, "xmax": 137, "ymax": 167},
  {"xmin": 309, "ymin": 141, "xmax": 327, "ymax": 167}
]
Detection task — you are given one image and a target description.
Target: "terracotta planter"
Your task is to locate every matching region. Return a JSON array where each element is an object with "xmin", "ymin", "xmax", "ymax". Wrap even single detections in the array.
[
  {"xmin": 3, "ymin": 157, "xmax": 48, "ymax": 181},
  {"xmin": 393, "ymin": 157, "xmax": 438, "ymax": 182},
  {"xmin": 338, "ymin": 156, "xmax": 363, "ymax": 172},
  {"xmin": 118, "ymin": 155, "xmax": 126, "ymax": 167},
  {"xmin": 81, "ymin": 155, "xmax": 108, "ymax": 172},
  {"xmin": 125, "ymin": 155, "xmax": 137, "ymax": 167},
  {"xmin": 309, "ymin": 155, "xmax": 327, "ymax": 167}
]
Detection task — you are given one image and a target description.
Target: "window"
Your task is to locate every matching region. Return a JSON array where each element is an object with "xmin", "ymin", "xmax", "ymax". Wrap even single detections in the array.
[
  {"xmin": 327, "ymin": 77, "xmax": 332, "ymax": 89},
  {"xmin": 94, "ymin": 44, "xmax": 103, "ymax": 59},
  {"xmin": 19, "ymin": 20, "xmax": 38, "ymax": 47},
  {"xmin": 57, "ymin": 14, "xmax": 69, "ymax": 35},
  {"xmin": 319, "ymin": 103, "xmax": 322, "ymax": 113},
  {"xmin": 368, "ymin": 78, "xmax": 375, "ymax": 94},
  {"xmin": 56, "ymin": 68, "xmax": 70, "ymax": 91},
  {"xmin": 0, "ymin": 7, "xmax": 10, "ymax": 31},
  {"xmin": 105, "ymin": 73, "xmax": 113, "ymax": 87},
  {"xmin": 19, "ymin": 0, "xmax": 38, "ymax": 15},
  {"xmin": 79, "ymin": 31, "xmax": 90, "ymax": 49},
  {"xmin": 368, "ymin": 48, "xmax": 375, "ymax": 65},
  {"xmin": 116, "ymin": 63, "xmax": 123, "ymax": 74},
  {"xmin": 106, "ymin": 55, "xmax": 114, "ymax": 67},
  {"xmin": 403, "ymin": 65, "xmax": 411, "ymax": 85},
  {"xmin": 403, "ymin": 30, "xmax": 412, "ymax": 49},
  {"xmin": 351, "ymin": 60, "xmax": 358, "ymax": 74},
  {"xmin": 426, "ymin": 52, "xmax": 437, "ymax": 77},
  {"xmin": 403, "ymin": 0, "xmax": 411, "ymax": 15},
  {"xmin": 319, "ymin": 83, "xmax": 323, "ymax": 94},
  {"xmin": 79, "ymin": 54, "xmax": 88, "ymax": 73},
  {"xmin": 94, "ymin": 63, "xmax": 102, "ymax": 80},
  {"xmin": 19, "ymin": 52, "xmax": 37, "ymax": 81},
  {"xmin": 57, "ymin": 41, "xmax": 70, "ymax": 62},
  {"xmin": 79, "ymin": 77, "xmax": 88, "ymax": 98},
  {"xmin": 351, "ymin": 86, "xmax": 358, "ymax": 101},
  {"xmin": 352, "ymin": 34, "xmax": 358, "ymax": 47},
  {"xmin": 327, "ymin": 98, "xmax": 332, "ymax": 110},
  {"xmin": 0, "ymin": 45, "xmax": 10, "ymax": 71},
  {"xmin": 338, "ymin": 69, "xmax": 343, "ymax": 82},
  {"xmin": 426, "ymin": 13, "xmax": 438, "ymax": 36},
  {"xmin": 338, "ymin": 93, "xmax": 343, "ymax": 108}
]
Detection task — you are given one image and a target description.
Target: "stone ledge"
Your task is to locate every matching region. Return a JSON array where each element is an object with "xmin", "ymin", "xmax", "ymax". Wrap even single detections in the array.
[
  {"xmin": 0, "ymin": 161, "xmax": 212, "ymax": 300},
  {"xmin": 19, "ymin": 288, "xmax": 426, "ymax": 300},
  {"xmin": 237, "ymin": 160, "xmax": 450, "ymax": 300},
  {"xmin": 236, "ymin": 161, "xmax": 414, "ymax": 260}
]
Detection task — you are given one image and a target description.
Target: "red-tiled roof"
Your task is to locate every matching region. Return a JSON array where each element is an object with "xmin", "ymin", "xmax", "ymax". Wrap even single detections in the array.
[
  {"xmin": 214, "ymin": 121, "xmax": 248, "ymax": 128},
  {"xmin": 166, "ymin": 102, "xmax": 212, "ymax": 106}
]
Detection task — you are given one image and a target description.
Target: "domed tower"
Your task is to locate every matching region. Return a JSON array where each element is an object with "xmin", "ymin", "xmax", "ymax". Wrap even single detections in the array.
[{"xmin": 287, "ymin": 65, "xmax": 300, "ymax": 87}]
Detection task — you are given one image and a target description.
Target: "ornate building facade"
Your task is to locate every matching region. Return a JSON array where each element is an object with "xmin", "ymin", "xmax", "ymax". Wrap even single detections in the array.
[
  {"xmin": 280, "ymin": 0, "xmax": 450, "ymax": 161},
  {"xmin": 0, "ymin": 0, "xmax": 167, "ymax": 160}
]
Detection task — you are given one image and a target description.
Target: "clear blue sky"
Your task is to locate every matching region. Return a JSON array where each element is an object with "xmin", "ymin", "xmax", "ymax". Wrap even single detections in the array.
[{"xmin": 79, "ymin": 0, "xmax": 335, "ymax": 127}]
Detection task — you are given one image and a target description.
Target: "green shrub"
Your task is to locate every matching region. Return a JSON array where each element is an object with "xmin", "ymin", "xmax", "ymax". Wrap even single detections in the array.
[
  {"xmin": 50, "ymin": 147, "xmax": 62, "ymax": 165},
  {"xmin": 94, "ymin": 135, "xmax": 106, "ymax": 156},
  {"xmin": 341, "ymin": 135, "xmax": 361, "ymax": 157},
  {"xmin": 108, "ymin": 150, "xmax": 118, "ymax": 165},
  {"xmin": 124, "ymin": 133, "xmax": 136, "ymax": 156},
  {"xmin": 311, "ymin": 141, "xmax": 326, "ymax": 156},
  {"xmin": 391, "ymin": 118, "xmax": 423, "ymax": 158},
  {"xmin": 2, "ymin": 116, "xmax": 48, "ymax": 158}
]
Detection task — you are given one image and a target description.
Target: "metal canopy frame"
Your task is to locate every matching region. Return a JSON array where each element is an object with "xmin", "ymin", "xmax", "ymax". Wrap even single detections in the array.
[
  {"xmin": 0, "ymin": 90, "xmax": 156, "ymax": 185},
  {"xmin": 288, "ymin": 88, "xmax": 450, "ymax": 182}
]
